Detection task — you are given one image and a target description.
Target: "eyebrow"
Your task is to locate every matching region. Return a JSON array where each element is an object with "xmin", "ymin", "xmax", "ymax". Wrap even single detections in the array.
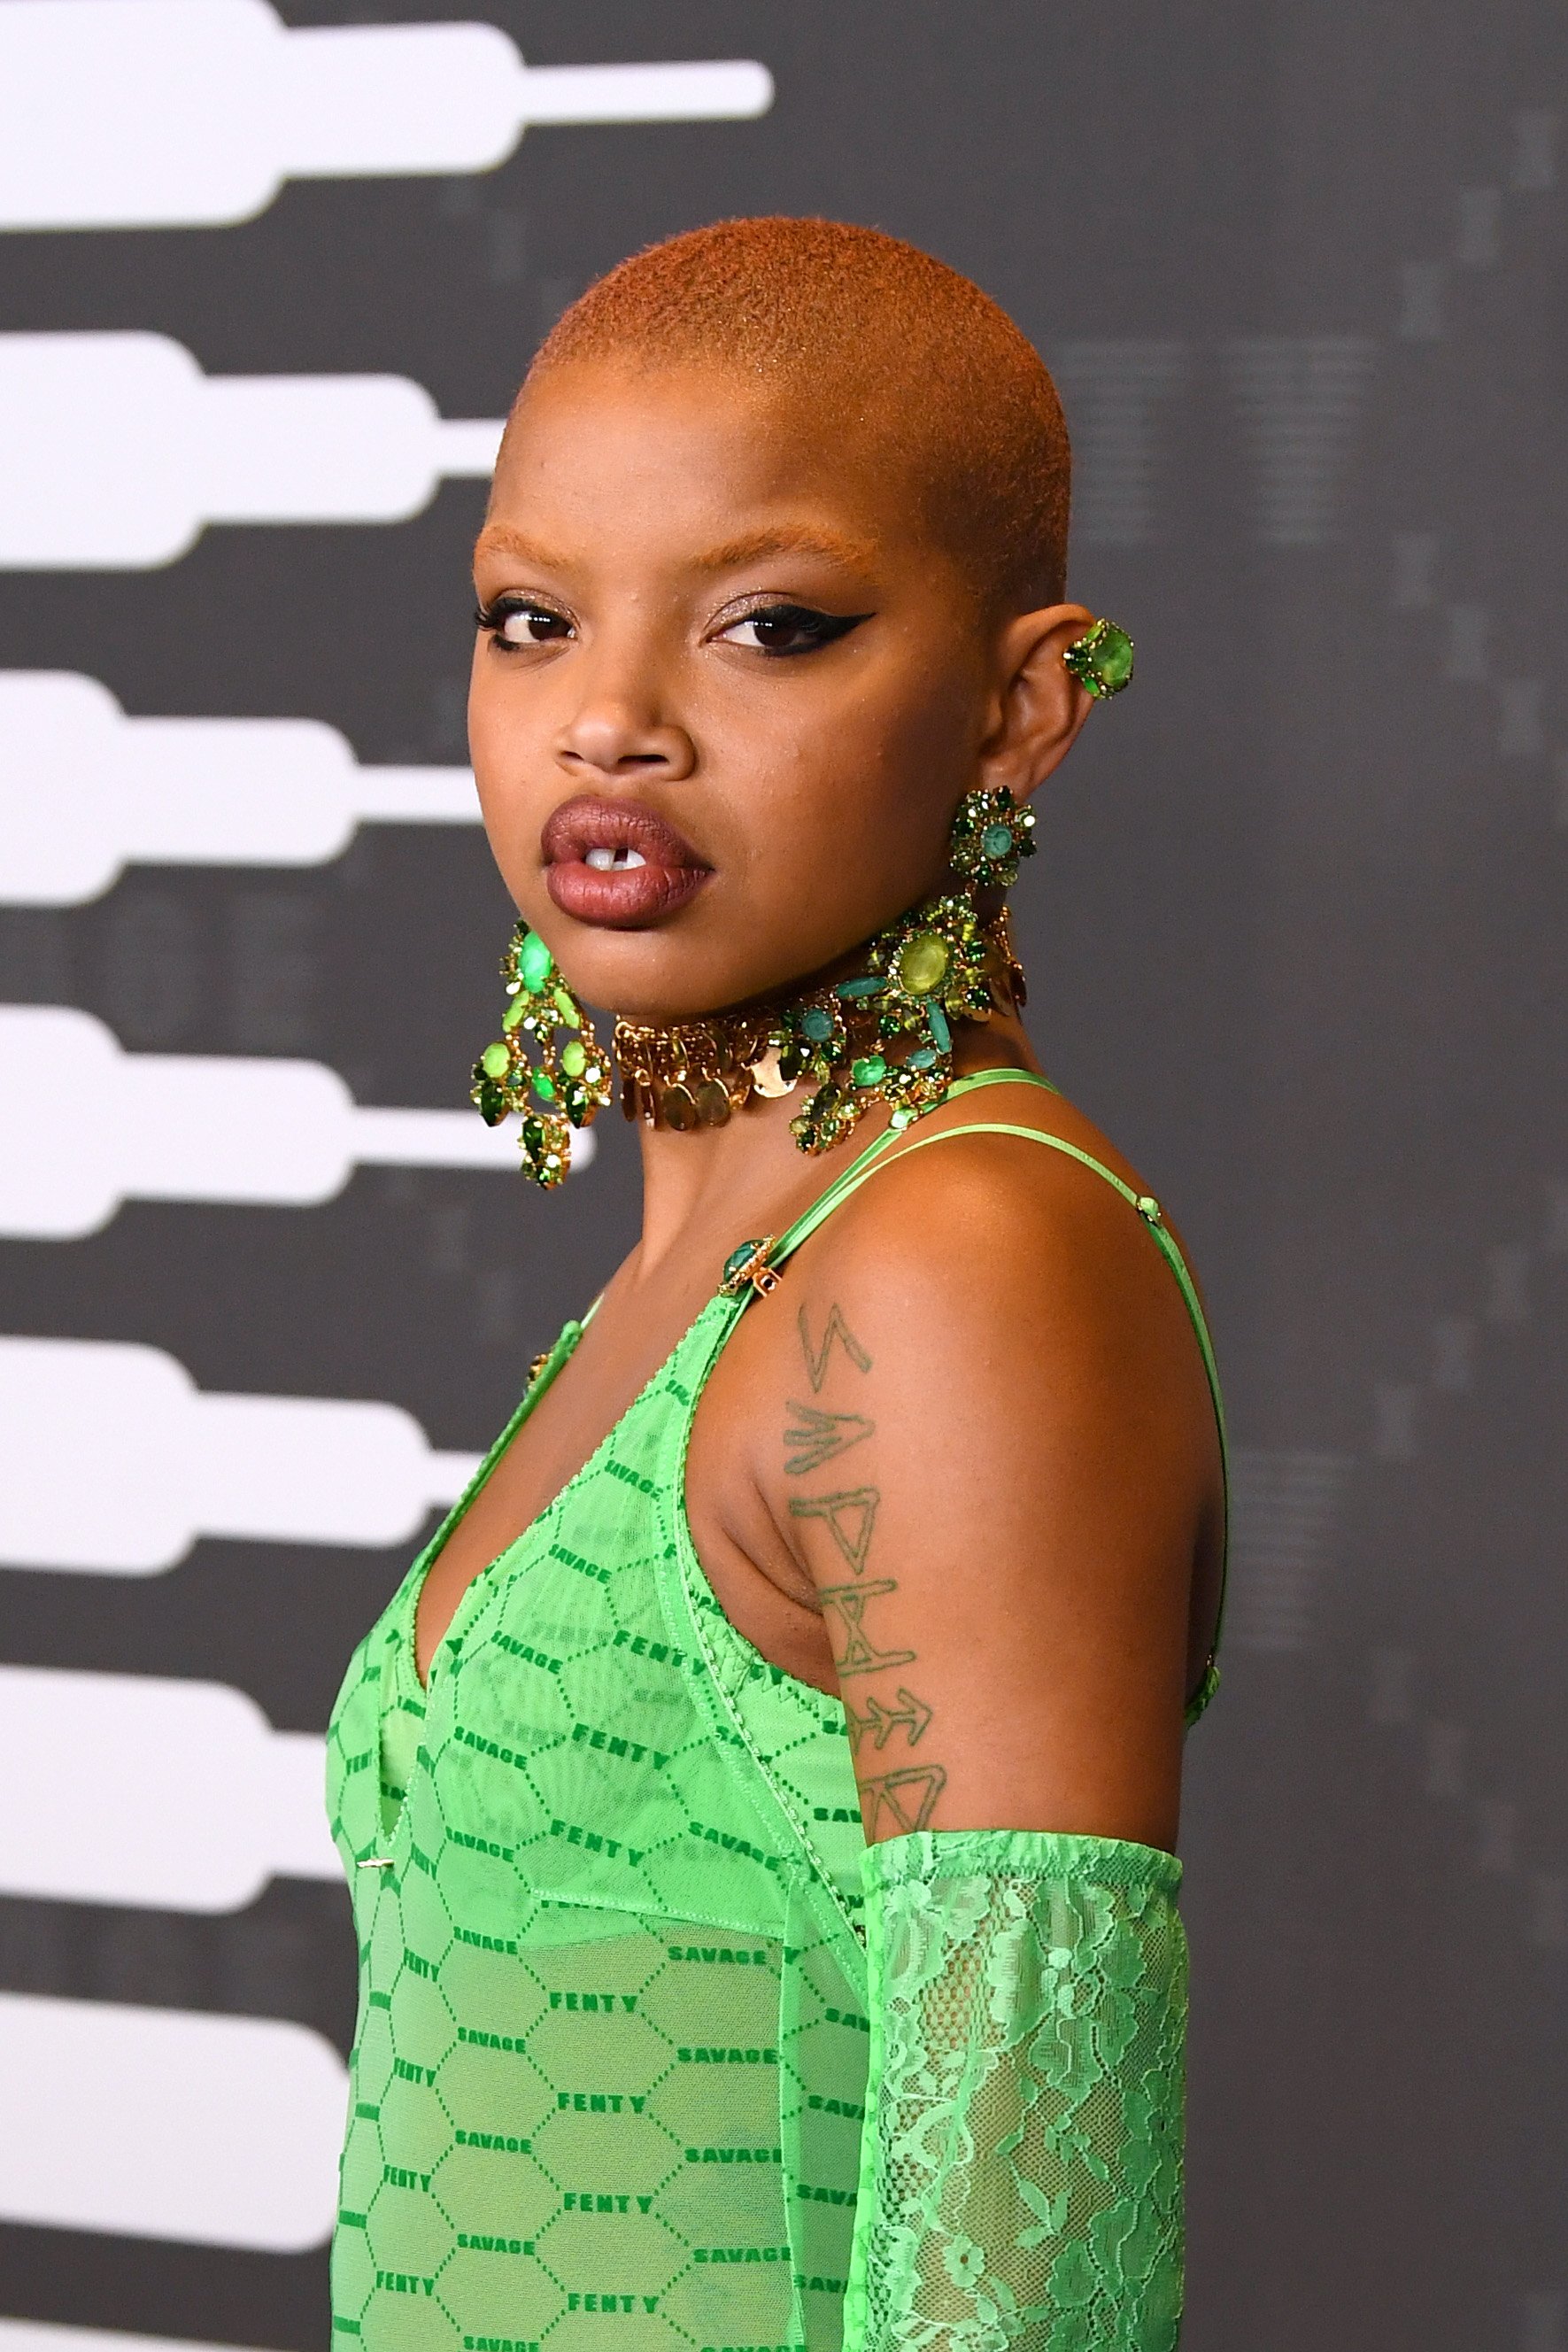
[
  {"xmin": 690, "ymin": 525, "xmax": 880, "ymax": 573},
  {"xmin": 472, "ymin": 521, "xmax": 880, "ymax": 576},
  {"xmin": 472, "ymin": 524, "xmax": 573, "ymax": 571}
]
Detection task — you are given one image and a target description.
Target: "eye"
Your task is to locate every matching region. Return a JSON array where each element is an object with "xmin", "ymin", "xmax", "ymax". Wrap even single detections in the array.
[
  {"xmin": 475, "ymin": 595, "xmax": 575, "ymax": 648},
  {"xmin": 717, "ymin": 603, "xmax": 872, "ymax": 658}
]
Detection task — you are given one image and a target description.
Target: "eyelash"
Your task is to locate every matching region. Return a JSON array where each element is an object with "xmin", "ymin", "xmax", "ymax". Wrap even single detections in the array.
[
  {"xmin": 473, "ymin": 596, "xmax": 571, "ymax": 646},
  {"xmin": 472, "ymin": 597, "xmax": 870, "ymax": 659},
  {"xmin": 722, "ymin": 604, "xmax": 871, "ymax": 656}
]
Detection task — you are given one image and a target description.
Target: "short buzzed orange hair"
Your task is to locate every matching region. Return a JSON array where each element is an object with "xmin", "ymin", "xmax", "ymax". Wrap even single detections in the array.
[{"xmin": 529, "ymin": 217, "xmax": 1071, "ymax": 615}]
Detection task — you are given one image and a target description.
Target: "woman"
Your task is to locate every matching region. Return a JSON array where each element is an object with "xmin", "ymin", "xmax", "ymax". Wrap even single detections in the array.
[{"xmin": 328, "ymin": 218, "xmax": 1227, "ymax": 2352}]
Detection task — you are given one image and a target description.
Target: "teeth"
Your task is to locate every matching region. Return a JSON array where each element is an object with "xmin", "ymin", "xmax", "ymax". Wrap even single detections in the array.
[{"xmin": 584, "ymin": 846, "xmax": 648, "ymax": 871}]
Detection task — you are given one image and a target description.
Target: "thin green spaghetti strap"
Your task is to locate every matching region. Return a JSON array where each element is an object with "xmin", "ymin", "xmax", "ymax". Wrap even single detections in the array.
[
  {"xmin": 792, "ymin": 1118, "xmax": 1224, "ymax": 1434},
  {"xmin": 944, "ymin": 1065, "xmax": 1060, "ymax": 1100},
  {"xmin": 765, "ymin": 1069, "xmax": 1059, "ymax": 1267},
  {"xmin": 943, "ymin": 1129, "xmax": 1223, "ymax": 1435}
]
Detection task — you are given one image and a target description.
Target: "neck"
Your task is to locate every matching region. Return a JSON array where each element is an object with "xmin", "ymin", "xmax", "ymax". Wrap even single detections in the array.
[{"xmin": 627, "ymin": 1005, "xmax": 1040, "ymax": 1283}]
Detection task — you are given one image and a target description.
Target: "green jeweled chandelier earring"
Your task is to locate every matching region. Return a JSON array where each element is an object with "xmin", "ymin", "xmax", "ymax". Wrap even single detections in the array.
[{"xmin": 470, "ymin": 920, "xmax": 613, "ymax": 1186}]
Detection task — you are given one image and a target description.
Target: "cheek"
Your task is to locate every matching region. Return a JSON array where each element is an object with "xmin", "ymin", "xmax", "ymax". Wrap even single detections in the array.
[
  {"xmin": 467, "ymin": 651, "xmax": 549, "ymax": 880},
  {"xmin": 691, "ymin": 663, "xmax": 974, "ymax": 986},
  {"xmin": 736, "ymin": 659, "xmax": 972, "ymax": 861},
  {"xmin": 467, "ymin": 646, "xmax": 500, "ymax": 790},
  {"xmin": 467, "ymin": 646, "xmax": 519, "ymax": 790}
]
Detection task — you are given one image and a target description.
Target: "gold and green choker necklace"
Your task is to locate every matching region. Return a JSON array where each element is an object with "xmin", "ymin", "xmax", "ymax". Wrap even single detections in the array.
[
  {"xmin": 472, "ymin": 776, "xmax": 1059, "ymax": 1185},
  {"xmin": 613, "ymin": 895, "xmax": 1026, "ymax": 1156}
]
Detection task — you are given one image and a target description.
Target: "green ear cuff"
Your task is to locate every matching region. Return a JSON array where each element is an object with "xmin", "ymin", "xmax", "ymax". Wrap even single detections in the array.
[{"xmin": 1064, "ymin": 616, "xmax": 1135, "ymax": 699}]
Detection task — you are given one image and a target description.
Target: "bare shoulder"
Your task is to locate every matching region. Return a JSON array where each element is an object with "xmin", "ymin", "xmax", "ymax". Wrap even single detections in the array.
[
  {"xmin": 736, "ymin": 1082, "xmax": 1222, "ymax": 1847},
  {"xmin": 790, "ymin": 1080, "xmax": 1212, "ymax": 1425}
]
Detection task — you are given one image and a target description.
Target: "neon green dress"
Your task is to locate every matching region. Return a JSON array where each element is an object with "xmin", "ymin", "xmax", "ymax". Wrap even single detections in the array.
[{"xmin": 327, "ymin": 1071, "xmax": 1228, "ymax": 2352}]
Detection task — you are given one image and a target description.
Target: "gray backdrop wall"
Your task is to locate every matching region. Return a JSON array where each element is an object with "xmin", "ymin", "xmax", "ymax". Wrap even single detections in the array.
[{"xmin": 1, "ymin": 4, "xmax": 1564, "ymax": 2348}]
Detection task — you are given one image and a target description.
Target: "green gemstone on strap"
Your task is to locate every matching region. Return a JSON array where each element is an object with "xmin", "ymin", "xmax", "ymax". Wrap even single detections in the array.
[
  {"xmin": 501, "ymin": 995, "xmax": 528, "ymax": 1032},
  {"xmin": 519, "ymin": 932, "xmax": 553, "ymax": 992},
  {"xmin": 851, "ymin": 1055, "xmax": 887, "ymax": 1088},
  {"xmin": 552, "ymin": 987, "xmax": 581, "ymax": 1027},
  {"xmin": 479, "ymin": 1041, "xmax": 510, "ymax": 1079},
  {"xmin": 908, "ymin": 1045, "xmax": 938, "ymax": 1072},
  {"xmin": 836, "ymin": 975, "xmax": 886, "ymax": 999},
  {"xmin": 560, "ymin": 1040, "xmax": 587, "ymax": 1077},
  {"xmin": 981, "ymin": 823, "xmax": 1015, "ymax": 859},
  {"xmin": 722, "ymin": 1239, "xmax": 763, "ymax": 1288},
  {"xmin": 926, "ymin": 1002, "xmax": 952, "ymax": 1051},
  {"xmin": 801, "ymin": 1006, "xmax": 834, "ymax": 1043},
  {"xmin": 534, "ymin": 1071, "xmax": 556, "ymax": 1100}
]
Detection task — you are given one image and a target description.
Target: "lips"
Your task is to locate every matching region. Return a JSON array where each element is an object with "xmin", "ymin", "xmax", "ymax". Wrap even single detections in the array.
[{"xmin": 542, "ymin": 796, "xmax": 712, "ymax": 927}]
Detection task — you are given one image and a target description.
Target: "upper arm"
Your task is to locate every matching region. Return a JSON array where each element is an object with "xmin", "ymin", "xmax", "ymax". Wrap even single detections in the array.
[{"xmin": 758, "ymin": 1136, "xmax": 1218, "ymax": 1853}]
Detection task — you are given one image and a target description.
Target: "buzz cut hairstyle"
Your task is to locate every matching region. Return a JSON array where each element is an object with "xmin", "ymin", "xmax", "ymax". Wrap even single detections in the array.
[{"xmin": 528, "ymin": 216, "xmax": 1072, "ymax": 617}]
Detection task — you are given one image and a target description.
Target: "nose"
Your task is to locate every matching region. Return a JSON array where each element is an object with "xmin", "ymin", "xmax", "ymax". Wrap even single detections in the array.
[{"xmin": 555, "ymin": 638, "xmax": 695, "ymax": 785}]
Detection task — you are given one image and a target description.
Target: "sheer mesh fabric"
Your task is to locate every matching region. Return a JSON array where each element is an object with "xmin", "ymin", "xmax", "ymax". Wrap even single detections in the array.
[
  {"xmin": 843, "ymin": 1835, "xmax": 1186, "ymax": 2352},
  {"xmin": 327, "ymin": 1299, "xmax": 873, "ymax": 2352}
]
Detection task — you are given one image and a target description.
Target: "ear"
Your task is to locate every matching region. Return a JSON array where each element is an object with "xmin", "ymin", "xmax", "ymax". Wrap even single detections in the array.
[{"xmin": 977, "ymin": 602, "xmax": 1098, "ymax": 804}]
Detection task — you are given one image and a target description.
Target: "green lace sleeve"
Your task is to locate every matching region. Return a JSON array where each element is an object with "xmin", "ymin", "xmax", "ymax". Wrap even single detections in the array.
[{"xmin": 840, "ymin": 1829, "xmax": 1187, "ymax": 2352}]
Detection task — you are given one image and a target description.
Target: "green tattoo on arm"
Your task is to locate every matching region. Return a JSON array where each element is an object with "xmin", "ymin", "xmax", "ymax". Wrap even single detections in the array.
[
  {"xmin": 798, "ymin": 1303, "xmax": 872, "ymax": 1391},
  {"xmin": 844, "ymin": 1685, "xmax": 933, "ymax": 1753},
  {"xmin": 817, "ymin": 1582, "xmax": 916, "ymax": 1678},
  {"xmin": 785, "ymin": 1402, "xmax": 875, "ymax": 1475},
  {"xmin": 787, "ymin": 1487, "xmax": 880, "ymax": 1574},
  {"xmin": 858, "ymin": 1762, "xmax": 947, "ymax": 1836},
  {"xmin": 781, "ymin": 1318, "xmax": 948, "ymax": 1831}
]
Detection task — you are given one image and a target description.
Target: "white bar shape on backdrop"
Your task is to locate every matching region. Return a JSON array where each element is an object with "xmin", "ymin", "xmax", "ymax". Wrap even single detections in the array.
[
  {"xmin": 0, "ymin": 0, "xmax": 772, "ymax": 230},
  {"xmin": 0, "ymin": 1005, "xmax": 591, "ymax": 1240},
  {"xmin": 0, "ymin": 333, "xmax": 501, "ymax": 569},
  {"xmin": 0, "ymin": 1334, "xmax": 479, "ymax": 1573},
  {"xmin": 0, "ymin": 671, "xmax": 479, "ymax": 907},
  {"xmin": 0, "ymin": 2324, "xmax": 244, "ymax": 2352},
  {"xmin": 0, "ymin": 1664, "xmax": 338, "ymax": 1907},
  {"xmin": 0, "ymin": 1990, "xmax": 345, "ymax": 2250}
]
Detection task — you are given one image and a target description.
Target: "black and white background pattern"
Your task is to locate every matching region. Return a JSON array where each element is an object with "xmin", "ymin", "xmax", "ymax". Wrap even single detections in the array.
[{"xmin": 1, "ymin": 4, "xmax": 1564, "ymax": 2348}]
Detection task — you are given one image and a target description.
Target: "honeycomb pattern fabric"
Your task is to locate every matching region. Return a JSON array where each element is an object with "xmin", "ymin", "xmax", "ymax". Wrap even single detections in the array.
[
  {"xmin": 843, "ymin": 1834, "xmax": 1186, "ymax": 2352},
  {"xmin": 327, "ymin": 1284, "xmax": 877, "ymax": 2352},
  {"xmin": 325, "ymin": 1071, "xmax": 1225, "ymax": 2352}
]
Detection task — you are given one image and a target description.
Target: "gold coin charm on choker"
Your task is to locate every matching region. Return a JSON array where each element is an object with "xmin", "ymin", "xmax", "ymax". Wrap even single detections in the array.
[
  {"xmin": 747, "ymin": 1045, "xmax": 798, "ymax": 1101},
  {"xmin": 610, "ymin": 1012, "xmax": 776, "ymax": 1133}
]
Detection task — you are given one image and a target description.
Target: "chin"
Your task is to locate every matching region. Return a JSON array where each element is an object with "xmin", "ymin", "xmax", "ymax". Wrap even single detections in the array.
[
  {"xmin": 506, "ymin": 857, "xmax": 914, "ymax": 1026},
  {"xmin": 549, "ymin": 929, "xmax": 823, "ymax": 1028}
]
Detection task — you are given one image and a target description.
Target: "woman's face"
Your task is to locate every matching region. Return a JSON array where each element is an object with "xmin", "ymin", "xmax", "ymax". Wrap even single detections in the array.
[{"xmin": 469, "ymin": 358, "xmax": 1073, "ymax": 1020}]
